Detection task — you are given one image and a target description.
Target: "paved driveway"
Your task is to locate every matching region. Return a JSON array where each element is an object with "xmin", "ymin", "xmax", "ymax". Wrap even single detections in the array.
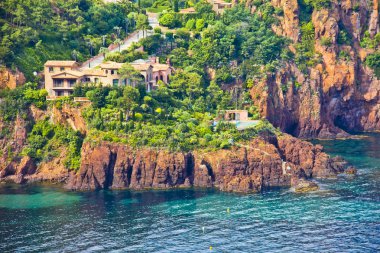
[{"xmin": 80, "ymin": 14, "xmax": 159, "ymax": 70}]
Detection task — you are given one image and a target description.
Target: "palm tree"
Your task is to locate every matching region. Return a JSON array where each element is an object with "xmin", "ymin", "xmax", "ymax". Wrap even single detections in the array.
[
  {"xmin": 99, "ymin": 47, "xmax": 109, "ymax": 58},
  {"xmin": 113, "ymin": 26, "xmax": 122, "ymax": 38},
  {"xmin": 101, "ymin": 35, "xmax": 107, "ymax": 46},
  {"xmin": 136, "ymin": 14, "xmax": 149, "ymax": 38},
  {"xmin": 71, "ymin": 50, "xmax": 79, "ymax": 62},
  {"xmin": 165, "ymin": 32, "xmax": 174, "ymax": 51},
  {"xmin": 86, "ymin": 40, "xmax": 95, "ymax": 56},
  {"xmin": 114, "ymin": 38, "xmax": 123, "ymax": 52},
  {"xmin": 84, "ymin": 38, "xmax": 96, "ymax": 68},
  {"xmin": 124, "ymin": 18, "xmax": 129, "ymax": 34}
]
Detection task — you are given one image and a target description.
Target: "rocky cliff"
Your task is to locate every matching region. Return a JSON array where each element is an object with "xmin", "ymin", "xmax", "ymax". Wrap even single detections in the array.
[
  {"xmin": 0, "ymin": 67, "xmax": 25, "ymax": 90},
  {"xmin": 64, "ymin": 133, "xmax": 349, "ymax": 193},
  {"xmin": 0, "ymin": 97, "xmax": 354, "ymax": 193},
  {"xmin": 252, "ymin": 0, "xmax": 380, "ymax": 138}
]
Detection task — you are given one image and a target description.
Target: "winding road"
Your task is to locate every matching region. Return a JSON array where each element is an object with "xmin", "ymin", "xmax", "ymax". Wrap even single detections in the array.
[{"xmin": 80, "ymin": 13, "xmax": 159, "ymax": 70}]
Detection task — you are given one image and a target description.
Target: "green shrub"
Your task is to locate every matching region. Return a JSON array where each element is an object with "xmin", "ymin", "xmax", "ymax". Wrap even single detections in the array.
[
  {"xmin": 320, "ymin": 37, "xmax": 333, "ymax": 47},
  {"xmin": 185, "ymin": 19, "xmax": 196, "ymax": 30},
  {"xmin": 366, "ymin": 52, "xmax": 380, "ymax": 78},
  {"xmin": 159, "ymin": 12, "xmax": 180, "ymax": 28},
  {"xmin": 23, "ymin": 120, "xmax": 83, "ymax": 171},
  {"xmin": 338, "ymin": 50, "xmax": 350, "ymax": 61},
  {"xmin": 304, "ymin": 0, "xmax": 331, "ymax": 10},
  {"xmin": 360, "ymin": 31, "xmax": 380, "ymax": 49},
  {"xmin": 337, "ymin": 24, "xmax": 352, "ymax": 45},
  {"xmin": 195, "ymin": 19, "xmax": 205, "ymax": 31},
  {"xmin": 352, "ymin": 3, "xmax": 360, "ymax": 12}
]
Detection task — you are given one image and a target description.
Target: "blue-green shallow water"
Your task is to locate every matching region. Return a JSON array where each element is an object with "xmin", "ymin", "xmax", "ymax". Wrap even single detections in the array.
[{"xmin": 0, "ymin": 135, "xmax": 379, "ymax": 252}]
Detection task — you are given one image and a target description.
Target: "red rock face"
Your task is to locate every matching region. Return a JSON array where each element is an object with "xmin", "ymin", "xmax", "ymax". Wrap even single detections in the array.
[
  {"xmin": 66, "ymin": 134, "xmax": 351, "ymax": 192},
  {"xmin": 251, "ymin": 0, "xmax": 380, "ymax": 139},
  {"xmin": 0, "ymin": 156, "xmax": 36, "ymax": 184}
]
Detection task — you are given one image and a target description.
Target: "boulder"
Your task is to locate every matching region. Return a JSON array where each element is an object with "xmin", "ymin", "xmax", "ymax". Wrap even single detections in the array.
[
  {"xmin": 345, "ymin": 166, "xmax": 358, "ymax": 175},
  {"xmin": 294, "ymin": 180, "xmax": 319, "ymax": 193}
]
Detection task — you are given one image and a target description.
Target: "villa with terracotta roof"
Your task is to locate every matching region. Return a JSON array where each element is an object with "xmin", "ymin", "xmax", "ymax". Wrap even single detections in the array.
[
  {"xmin": 207, "ymin": 0, "xmax": 233, "ymax": 14},
  {"xmin": 44, "ymin": 57, "xmax": 172, "ymax": 97}
]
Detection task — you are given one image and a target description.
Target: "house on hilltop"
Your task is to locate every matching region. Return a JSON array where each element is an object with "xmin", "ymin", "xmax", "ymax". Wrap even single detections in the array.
[
  {"xmin": 207, "ymin": 0, "xmax": 233, "ymax": 15},
  {"xmin": 44, "ymin": 57, "xmax": 173, "ymax": 98}
]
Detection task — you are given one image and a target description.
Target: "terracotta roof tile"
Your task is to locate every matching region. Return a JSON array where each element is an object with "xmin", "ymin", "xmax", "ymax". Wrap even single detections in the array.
[
  {"xmin": 152, "ymin": 64, "xmax": 171, "ymax": 71},
  {"xmin": 130, "ymin": 63, "xmax": 152, "ymax": 71},
  {"xmin": 45, "ymin": 61, "xmax": 77, "ymax": 67},
  {"xmin": 83, "ymin": 69, "xmax": 107, "ymax": 77},
  {"xmin": 99, "ymin": 61, "xmax": 124, "ymax": 69},
  {"xmin": 179, "ymin": 7, "xmax": 197, "ymax": 14}
]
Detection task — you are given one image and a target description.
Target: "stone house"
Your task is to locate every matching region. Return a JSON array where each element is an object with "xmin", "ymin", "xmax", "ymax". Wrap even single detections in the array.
[
  {"xmin": 44, "ymin": 57, "xmax": 172, "ymax": 97},
  {"xmin": 224, "ymin": 110, "xmax": 249, "ymax": 121},
  {"xmin": 207, "ymin": 0, "xmax": 232, "ymax": 15}
]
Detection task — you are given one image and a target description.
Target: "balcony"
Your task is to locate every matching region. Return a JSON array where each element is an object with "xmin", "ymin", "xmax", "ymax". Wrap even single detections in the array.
[{"xmin": 52, "ymin": 79, "xmax": 76, "ymax": 90}]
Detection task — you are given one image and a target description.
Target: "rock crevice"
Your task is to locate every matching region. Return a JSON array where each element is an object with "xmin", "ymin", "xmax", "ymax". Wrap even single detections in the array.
[{"xmin": 65, "ymin": 134, "xmax": 351, "ymax": 193}]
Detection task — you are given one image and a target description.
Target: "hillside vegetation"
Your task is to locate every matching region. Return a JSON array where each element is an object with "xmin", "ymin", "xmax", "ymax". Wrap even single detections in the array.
[
  {"xmin": 0, "ymin": 0, "xmax": 137, "ymax": 78},
  {"xmin": 1, "ymin": 0, "xmax": 380, "ymax": 172}
]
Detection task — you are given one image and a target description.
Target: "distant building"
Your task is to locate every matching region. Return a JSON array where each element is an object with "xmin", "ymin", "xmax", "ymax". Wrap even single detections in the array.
[
  {"xmin": 224, "ymin": 110, "xmax": 249, "ymax": 121},
  {"xmin": 215, "ymin": 110, "xmax": 260, "ymax": 131},
  {"xmin": 44, "ymin": 57, "xmax": 173, "ymax": 97},
  {"xmin": 207, "ymin": 0, "xmax": 233, "ymax": 15},
  {"xmin": 179, "ymin": 7, "xmax": 197, "ymax": 14}
]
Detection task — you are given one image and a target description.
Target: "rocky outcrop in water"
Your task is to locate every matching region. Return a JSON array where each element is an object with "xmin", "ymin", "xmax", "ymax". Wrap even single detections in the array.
[
  {"xmin": 65, "ymin": 134, "xmax": 350, "ymax": 192},
  {"xmin": 294, "ymin": 179, "xmax": 319, "ymax": 193}
]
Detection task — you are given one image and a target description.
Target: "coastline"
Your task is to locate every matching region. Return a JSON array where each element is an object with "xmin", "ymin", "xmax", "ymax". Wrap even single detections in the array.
[{"xmin": 1, "ymin": 133, "xmax": 355, "ymax": 194}]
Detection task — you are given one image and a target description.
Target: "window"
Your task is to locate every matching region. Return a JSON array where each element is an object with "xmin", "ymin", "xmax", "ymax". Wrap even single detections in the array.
[
  {"xmin": 113, "ymin": 79, "xmax": 119, "ymax": 86},
  {"xmin": 69, "ymin": 80, "xmax": 76, "ymax": 87},
  {"xmin": 60, "ymin": 67, "xmax": 65, "ymax": 71},
  {"xmin": 53, "ymin": 79, "xmax": 63, "ymax": 87},
  {"xmin": 56, "ymin": 91, "xmax": 63, "ymax": 96},
  {"xmin": 95, "ymin": 78, "xmax": 99, "ymax": 83},
  {"xmin": 122, "ymin": 79, "xmax": 126, "ymax": 86},
  {"xmin": 111, "ymin": 70, "xmax": 114, "ymax": 75},
  {"xmin": 105, "ymin": 70, "xmax": 108, "ymax": 74},
  {"xmin": 49, "ymin": 67, "xmax": 54, "ymax": 73},
  {"xmin": 84, "ymin": 78, "xmax": 90, "ymax": 83}
]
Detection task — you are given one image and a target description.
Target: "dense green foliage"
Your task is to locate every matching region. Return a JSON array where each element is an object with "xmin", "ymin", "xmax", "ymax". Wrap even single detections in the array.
[
  {"xmin": 61, "ymin": 3, "xmax": 286, "ymax": 152},
  {"xmin": 360, "ymin": 31, "xmax": 380, "ymax": 49},
  {"xmin": 155, "ymin": 3, "xmax": 289, "ymax": 81},
  {"xmin": 2, "ymin": 2, "xmax": 291, "ymax": 158},
  {"xmin": 0, "ymin": 0, "xmax": 137, "ymax": 78},
  {"xmin": 366, "ymin": 52, "xmax": 380, "ymax": 78},
  {"xmin": 303, "ymin": 0, "xmax": 331, "ymax": 10},
  {"xmin": 0, "ymin": 82, "xmax": 47, "ymax": 121},
  {"xmin": 77, "ymin": 76, "xmax": 277, "ymax": 152},
  {"xmin": 22, "ymin": 120, "xmax": 83, "ymax": 171},
  {"xmin": 0, "ymin": 83, "xmax": 83, "ymax": 171}
]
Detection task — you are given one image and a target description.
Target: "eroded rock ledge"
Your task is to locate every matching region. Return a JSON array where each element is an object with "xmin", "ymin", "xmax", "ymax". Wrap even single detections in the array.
[{"xmin": 65, "ymin": 134, "xmax": 350, "ymax": 193}]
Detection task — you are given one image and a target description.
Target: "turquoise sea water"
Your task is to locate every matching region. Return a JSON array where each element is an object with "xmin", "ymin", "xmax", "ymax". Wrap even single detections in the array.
[{"xmin": 0, "ymin": 135, "xmax": 379, "ymax": 252}]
